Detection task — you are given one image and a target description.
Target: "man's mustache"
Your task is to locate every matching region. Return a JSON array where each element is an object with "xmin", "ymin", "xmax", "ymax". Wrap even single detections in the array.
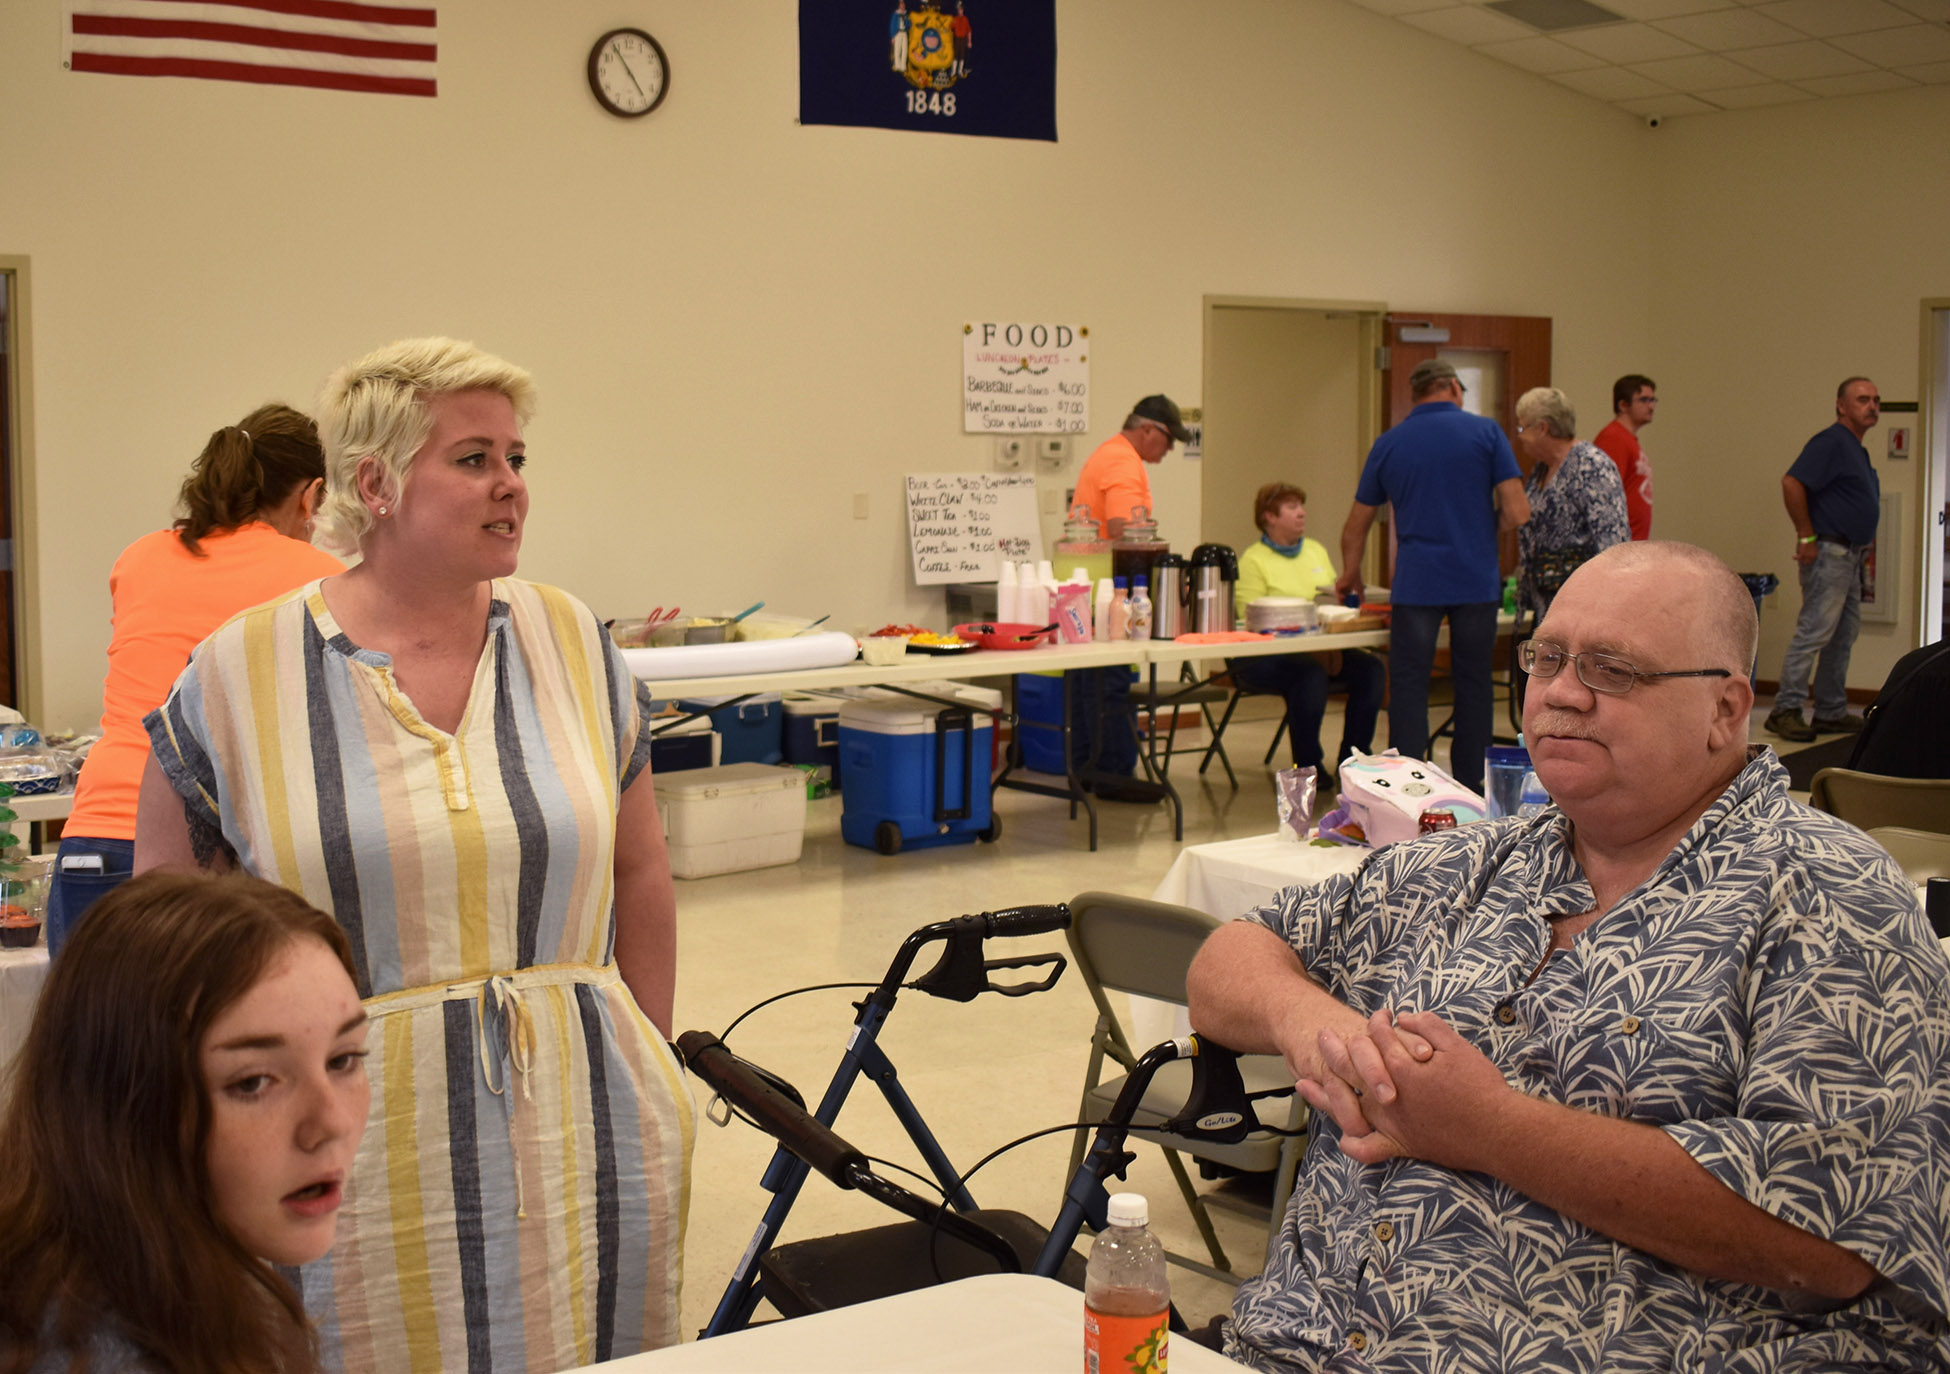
[{"xmin": 1526, "ymin": 712, "xmax": 1599, "ymax": 741}]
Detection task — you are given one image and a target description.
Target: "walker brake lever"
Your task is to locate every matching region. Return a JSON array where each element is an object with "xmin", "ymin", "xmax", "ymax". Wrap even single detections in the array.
[{"xmin": 911, "ymin": 913, "xmax": 1069, "ymax": 1003}]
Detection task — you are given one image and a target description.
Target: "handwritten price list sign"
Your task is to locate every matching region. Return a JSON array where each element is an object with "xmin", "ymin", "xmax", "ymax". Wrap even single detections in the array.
[
  {"xmin": 904, "ymin": 472, "xmax": 1044, "ymax": 586},
  {"xmin": 962, "ymin": 322, "xmax": 1089, "ymax": 434}
]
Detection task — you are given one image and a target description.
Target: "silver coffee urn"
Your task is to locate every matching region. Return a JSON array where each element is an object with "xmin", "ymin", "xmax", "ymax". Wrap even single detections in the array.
[{"xmin": 1189, "ymin": 544, "xmax": 1239, "ymax": 633}]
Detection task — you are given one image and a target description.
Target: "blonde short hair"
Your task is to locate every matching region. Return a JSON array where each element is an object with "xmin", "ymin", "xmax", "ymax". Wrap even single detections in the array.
[{"xmin": 312, "ymin": 337, "xmax": 536, "ymax": 556}]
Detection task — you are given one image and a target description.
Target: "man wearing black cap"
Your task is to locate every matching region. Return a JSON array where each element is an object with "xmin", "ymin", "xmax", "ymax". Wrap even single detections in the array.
[
  {"xmin": 1335, "ymin": 359, "xmax": 1528, "ymax": 793},
  {"xmin": 1067, "ymin": 396, "xmax": 1191, "ymax": 799},
  {"xmin": 1072, "ymin": 394, "xmax": 1191, "ymax": 539}
]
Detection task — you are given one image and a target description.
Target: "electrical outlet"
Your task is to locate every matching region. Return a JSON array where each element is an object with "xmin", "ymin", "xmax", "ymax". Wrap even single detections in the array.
[
  {"xmin": 994, "ymin": 436, "xmax": 1026, "ymax": 471},
  {"xmin": 1035, "ymin": 436, "xmax": 1069, "ymax": 470},
  {"xmin": 852, "ymin": 492, "xmax": 869, "ymax": 520}
]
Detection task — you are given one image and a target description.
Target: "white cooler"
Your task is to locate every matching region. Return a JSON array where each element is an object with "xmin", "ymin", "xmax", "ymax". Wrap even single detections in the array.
[{"xmin": 659, "ymin": 763, "xmax": 808, "ymax": 879}]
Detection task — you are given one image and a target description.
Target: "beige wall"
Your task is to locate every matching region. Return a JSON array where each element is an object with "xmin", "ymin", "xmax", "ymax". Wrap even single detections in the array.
[
  {"xmin": 4, "ymin": 0, "xmax": 1940, "ymax": 728},
  {"xmin": 1644, "ymin": 85, "xmax": 1950, "ymax": 690}
]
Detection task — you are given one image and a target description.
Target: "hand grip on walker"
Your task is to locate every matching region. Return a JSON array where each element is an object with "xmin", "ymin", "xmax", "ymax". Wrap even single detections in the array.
[
  {"xmin": 677, "ymin": 1031, "xmax": 866, "ymax": 1189},
  {"xmin": 981, "ymin": 904, "xmax": 1072, "ymax": 938}
]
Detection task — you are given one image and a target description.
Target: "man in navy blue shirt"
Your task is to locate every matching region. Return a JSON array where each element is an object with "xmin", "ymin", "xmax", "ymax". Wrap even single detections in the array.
[
  {"xmin": 1336, "ymin": 359, "xmax": 1529, "ymax": 792},
  {"xmin": 1765, "ymin": 377, "xmax": 1881, "ymax": 743}
]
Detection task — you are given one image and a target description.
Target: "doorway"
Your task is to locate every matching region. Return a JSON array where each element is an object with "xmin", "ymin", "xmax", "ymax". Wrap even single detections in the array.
[
  {"xmin": 0, "ymin": 259, "xmax": 31, "ymax": 713},
  {"xmin": 1920, "ymin": 300, "xmax": 1948, "ymax": 645},
  {"xmin": 1377, "ymin": 311, "xmax": 1553, "ymax": 585},
  {"xmin": 1199, "ymin": 296, "xmax": 1385, "ymax": 556}
]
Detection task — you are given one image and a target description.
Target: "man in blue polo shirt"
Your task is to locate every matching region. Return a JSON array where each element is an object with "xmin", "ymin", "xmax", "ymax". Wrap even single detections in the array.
[
  {"xmin": 1335, "ymin": 359, "xmax": 1529, "ymax": 792},
  {"xmin": 1765, "ymin": 376, "xmax": 1881, "ymax": 743}
]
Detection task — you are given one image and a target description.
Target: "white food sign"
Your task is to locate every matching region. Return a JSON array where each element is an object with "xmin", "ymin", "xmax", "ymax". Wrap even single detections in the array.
[
  {"xmin": 904, "ymin": 472, "xmax": 1044, "ymax": 586},
  {"xmin": 962, "ymin": 322, "xmax": 1089, "ymax": 434}
]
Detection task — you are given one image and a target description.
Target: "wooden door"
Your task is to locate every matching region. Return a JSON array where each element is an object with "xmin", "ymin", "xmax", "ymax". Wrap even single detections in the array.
[{"xmin": 1373, "ymin": 311, "xmax": 1552, "ymax": 584}]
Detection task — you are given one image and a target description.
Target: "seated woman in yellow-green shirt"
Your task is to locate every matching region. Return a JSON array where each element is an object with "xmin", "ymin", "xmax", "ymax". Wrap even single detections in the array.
[{"xmin": 1228, "ymin": 482, "xmax": 1385, "ymax": 787}]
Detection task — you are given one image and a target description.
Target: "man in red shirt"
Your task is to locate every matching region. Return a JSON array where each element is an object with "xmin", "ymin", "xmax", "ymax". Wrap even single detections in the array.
[{"xmin": 1592, "ymin": 374, "xmax": 1656, "ymax": 541}]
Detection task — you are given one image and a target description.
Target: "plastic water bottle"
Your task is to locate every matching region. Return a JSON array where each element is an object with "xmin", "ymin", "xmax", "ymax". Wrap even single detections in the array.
[
  {"xmin": 1517, "ymin": 769, "xmax": 1551, "ymax": 818},
  {"xmin": 1085, "ymin": 1192, "xmax": 1168, "ymax": 1374},
  {"xmin": 1127, "ymin": 577, "xmax": 1153, "ymax": 641}
]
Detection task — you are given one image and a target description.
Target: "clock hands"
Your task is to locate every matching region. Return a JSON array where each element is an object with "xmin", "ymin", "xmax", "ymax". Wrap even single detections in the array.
[{"xmin": 615, "ymin": 45, "xmax": 648, "ymax": 102}]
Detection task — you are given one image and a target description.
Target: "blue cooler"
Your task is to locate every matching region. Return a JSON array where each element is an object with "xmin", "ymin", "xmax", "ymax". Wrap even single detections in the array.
[
  {"xmin": 679, "ymin": 692, "xmax": 783, "ymax": 765},
  {"xmin": 782, "ymin": 692, "xmax": 845, "ymax": 788},
  {"xmin": 838, "ymin": 696, "xmax": 997, "ymax": 855},
  {"xmin": 1012, "ymin": 672, "xmax": 1067, "ymax": 774}
]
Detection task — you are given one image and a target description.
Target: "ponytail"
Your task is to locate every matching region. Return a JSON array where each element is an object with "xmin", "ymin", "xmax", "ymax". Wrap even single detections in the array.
[{"xmin": 174, "ymin": 403, "xmax": 325, "ymax": 556}]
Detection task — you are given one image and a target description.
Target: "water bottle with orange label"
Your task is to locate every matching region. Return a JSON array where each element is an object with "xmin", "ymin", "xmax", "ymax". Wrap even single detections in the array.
[{"xmin": 1084, "ymin": 1192, "xmax": 1169, "ymax": 1373}]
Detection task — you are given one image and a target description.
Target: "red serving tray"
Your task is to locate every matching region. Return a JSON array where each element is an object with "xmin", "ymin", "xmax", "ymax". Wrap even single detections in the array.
[{"xmin": 952, "ymin": 621, "xmax": 1058, "ymax": 651}]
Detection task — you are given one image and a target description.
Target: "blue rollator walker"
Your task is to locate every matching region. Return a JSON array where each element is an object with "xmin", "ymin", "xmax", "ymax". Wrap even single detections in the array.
[{"xmin": 677, "ymin": 902, "xmax": 1290, "ymax": 1339}]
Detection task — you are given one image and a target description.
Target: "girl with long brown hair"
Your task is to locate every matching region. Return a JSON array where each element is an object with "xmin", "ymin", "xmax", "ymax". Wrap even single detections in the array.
[{"xmin": 0, "ymin": 871, "xmax": 369, "ymax": 1373}]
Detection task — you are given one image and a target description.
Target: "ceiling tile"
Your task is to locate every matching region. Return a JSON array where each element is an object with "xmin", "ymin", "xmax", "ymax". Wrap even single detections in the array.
[
  {"xmin": 1696, "ymin": 78, "xmax": 1820, "ymax": 100},
  {"xmin": 1724, "ymin": 37, "xmax": 1876, "ymax": 74},
  {"xmin": 1473, "ymin": 34, "xmax": 1615, "ymax": 69},
  {"xmin": 1653, "ymin": 9, "xmax": 1806, "ymax": 46},
  {"xmin": 1889, "ymin": 0, "xmax": 1950, "ymax": 20},
  {"xmin": 1749, "ymin": 0, "xmax": 1917, "ymax": 34},
  {"xmin": 1402, "ymin": 4, "xmax": 1542, "ymax": 41},
  {"xmin": 1629, "ymin": 51, "xmax": 1781, "ymax": 83},
  {"xmin": 1597, "ymin": 0, "xmax": 1736, "ymax": 17},
  {"xmin": 1831, "ymin": 20, "xmax": 1950, "ymax": 58},
  {"xmin": 1557, "ymin": 20, "xmax": 1707, "ymax": 55},
  {"xmin": 1617, "ymin": 91, "xmax": 1723, "ymax": 111},
  {"xmin": 1896, "ymin": 57, "xmax": 1950, "ymax": 77},
  {"xmin": 1552, "ymin": 63, "xmax": 1677, "ymax": 94},
  {"xmin": 1797, "ymin": 67, "xmax": 1922, "ymax": 89}
]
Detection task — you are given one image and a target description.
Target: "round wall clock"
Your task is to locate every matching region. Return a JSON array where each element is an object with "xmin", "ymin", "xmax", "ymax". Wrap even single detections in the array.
[{"xmin": 588, "ymin": 28, "xmax": 669, "ymax": 118}]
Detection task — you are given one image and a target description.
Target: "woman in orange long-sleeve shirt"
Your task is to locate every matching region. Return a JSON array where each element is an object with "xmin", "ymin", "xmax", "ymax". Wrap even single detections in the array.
[{"xmin": 48, "ymin": 405, "xmax": 343, "ymax": 953}]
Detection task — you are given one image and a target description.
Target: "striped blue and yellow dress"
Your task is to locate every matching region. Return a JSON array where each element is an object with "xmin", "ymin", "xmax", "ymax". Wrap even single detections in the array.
[{"xmin": 147, "ymin": 578, "xmax": 694, "ymax": 1371}]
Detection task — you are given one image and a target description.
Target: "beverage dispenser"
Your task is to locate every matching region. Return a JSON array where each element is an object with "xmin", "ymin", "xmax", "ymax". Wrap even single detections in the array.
[
  {"xmin": 1149, "ymin": 553, "xmax": 1189, "ymax": 639},
  {"xmin": 1110, "ymin": 506, "xmax": 1169, "ymax": 589},
  {"xmin": 1189, "ymin": 544, "xmax": 1239, "ymax": 634}
]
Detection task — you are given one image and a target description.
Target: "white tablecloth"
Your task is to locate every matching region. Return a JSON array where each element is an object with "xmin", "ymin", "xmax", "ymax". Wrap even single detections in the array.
[
  {"xmin": 1133, "ymin": 834, "xmax": 1368, "ymax": 1044},
  {"xmin": 1152, "ymin": 832, "xmax": 1367, "ymax": 923},
  {"xmin": 582, "ymin": 1272, "xmax": 1248, "ymax": 1371},
  {"xmin": 0, "ymin": 939, "xmax": 50, "ymax": 1085}
]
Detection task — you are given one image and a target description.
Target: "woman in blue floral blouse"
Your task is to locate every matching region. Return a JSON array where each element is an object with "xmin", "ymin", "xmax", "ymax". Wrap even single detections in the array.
[{"xmin": 1513, "ymin": 386, "xmax": 1631, "ymax": 617}]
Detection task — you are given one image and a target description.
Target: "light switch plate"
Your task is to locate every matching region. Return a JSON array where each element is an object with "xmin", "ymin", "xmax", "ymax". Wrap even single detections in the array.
[{"xmin": 995, "ymin": 437, "xmax": 1026, "ymax": 471}]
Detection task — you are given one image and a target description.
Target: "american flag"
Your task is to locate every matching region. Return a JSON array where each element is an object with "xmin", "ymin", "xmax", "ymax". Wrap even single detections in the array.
[{"xmin": 65, "ymin": 0, "xmax": 437, "ymax": 98}]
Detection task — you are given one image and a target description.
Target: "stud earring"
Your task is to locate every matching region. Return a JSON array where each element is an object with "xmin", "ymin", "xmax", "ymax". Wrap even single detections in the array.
[{"xmin": 377, "ymin": 506, "xmax": 389, "ymax": 516}]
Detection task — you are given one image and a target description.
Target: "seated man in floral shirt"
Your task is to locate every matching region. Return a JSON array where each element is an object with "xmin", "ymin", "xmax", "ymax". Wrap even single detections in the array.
[{"xmin": 1189, "ymin": 540, "xmax": 1949, "ymax": 1373}]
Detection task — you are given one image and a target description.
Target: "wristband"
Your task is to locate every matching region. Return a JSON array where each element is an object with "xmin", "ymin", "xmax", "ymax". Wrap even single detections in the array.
[{"xmin": 1797, "ymin": 535, "xmax": 1817, "ymax": 545}]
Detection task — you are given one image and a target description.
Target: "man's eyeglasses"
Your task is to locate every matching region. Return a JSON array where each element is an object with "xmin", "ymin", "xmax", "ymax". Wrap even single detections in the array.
[{"xmin": 1518, "ymin": 639, "xmax": 1732, "ymax": 695}]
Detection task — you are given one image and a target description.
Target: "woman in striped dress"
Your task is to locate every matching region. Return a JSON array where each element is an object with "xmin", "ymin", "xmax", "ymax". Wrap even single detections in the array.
[{"xmin": 136, "ymin": 338, "xmax": 693, "ymax": 1371}]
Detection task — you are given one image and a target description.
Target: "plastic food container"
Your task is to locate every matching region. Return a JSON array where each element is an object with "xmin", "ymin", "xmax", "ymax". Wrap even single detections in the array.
[{"xmin": 860, "ymin": 636, "xmax": 909, "ymax": 666}]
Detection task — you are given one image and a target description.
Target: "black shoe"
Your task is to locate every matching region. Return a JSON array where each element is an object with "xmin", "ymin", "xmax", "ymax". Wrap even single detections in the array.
[
  {"xmin": 1090, "ymin": 777, "xmax": 1162, "ymax": 804},
  {"xmin": 1765, "ymin": 708, "xmax": 1816, "ymax": 743},
  {"xmin": 1811, "ymin": 713, "xmax": 1865, "ymax": 734}
]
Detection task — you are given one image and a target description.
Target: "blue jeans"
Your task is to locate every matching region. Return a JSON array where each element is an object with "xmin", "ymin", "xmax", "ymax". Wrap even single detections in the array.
[
  {"xmin": 1774, "ymin": 543, "xmax": 1865, "ymax": 720},
  {"xmin": 46, "ymin": 835, "xmax": 136, "ymax": 957},
  {"xmin": 1388, "ymin": 602, "xmax": 1499, "ymax": 793},
  {"xmin": 1228, "ymin": 649, "xmax": 1385, "ymax": 770}
]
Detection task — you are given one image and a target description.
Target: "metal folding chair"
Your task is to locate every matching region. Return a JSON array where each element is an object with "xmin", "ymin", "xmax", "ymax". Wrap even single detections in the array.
[{"xmin": 1064, "ymin": 890, "xmax": 1307, "ymax": 1282}]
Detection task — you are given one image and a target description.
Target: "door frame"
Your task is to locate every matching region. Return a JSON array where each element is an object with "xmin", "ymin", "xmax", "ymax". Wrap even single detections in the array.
[
  {"xmin": 0, "ymin": 256, "xmax": 41, "ymax": 720},
  {"xmin": 1916, "ymin": 297, "xmax": 1948, "ymax": 645},
  {"xmin": 1199, "ymin": 293, "xmax": 1388, "ymax": 542}
]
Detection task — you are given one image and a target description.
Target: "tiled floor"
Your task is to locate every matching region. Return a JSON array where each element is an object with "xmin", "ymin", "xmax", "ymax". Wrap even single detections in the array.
[{"xmin": 667, "ymin": 688, "xmax": 1830, "ymax": 1342}]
